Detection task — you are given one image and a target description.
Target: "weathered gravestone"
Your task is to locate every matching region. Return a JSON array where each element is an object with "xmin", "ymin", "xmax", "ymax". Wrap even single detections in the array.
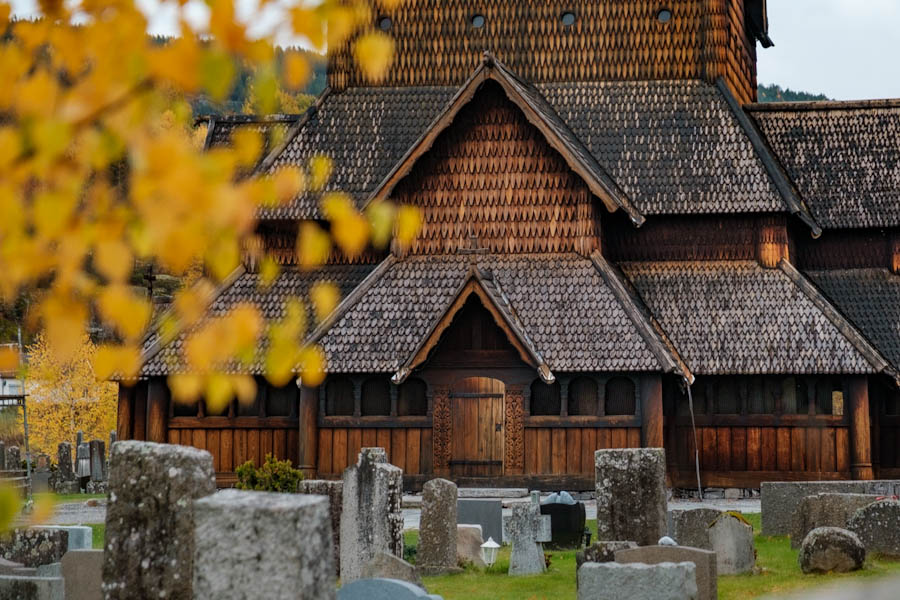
[
  {"xmin": 88, "ymin": 440, "xmax": 105, "ymax": 482},
  {"xmin": 456, "ymin": 525, "xmax": 485, "ymax": 568},
  {"xmin": 798, "ymin": 527, "xmax": 865, "ymax": 574},
  {"xmin": 49, "ymin": 443, "xmax": 78, "ymax": 494},
  {"xmin": 0, "ymin": 442, "xmax": 5, "ymax": 470},
  {"xmin": 575, "ymin": 541, "xmax": 638, "ymax": 570},
  {"xmin": 504, "ymin": 502, "xmax": 551, "ymax": 575},
  {"xmin": 595, "ymin": 448, "xmax": 667, "ymax": 546},
  {"xmin": 102, "ymin": 441, "xmax": 215, "ymax": 600},
  {"xmin": 848, "ymin": 499, "xmax": 900, "ymax": 557},
  {"xmin": 361, "ymin": 552, "xmax": 424, "ymax": 589},
  {"xmin": 708, "ymin": 513, "xmax": 755, "ymax": 575},
  {"xmin": 298, "ymin": 479, "xmax": 343, "ymax": 576},
  {"xmin": 616, "ymin": 546, "xmax": 717, "ymax": 600},
  {"xmin": 62, "ymin": 550, "xmax": 102, "ymax": 600},
  {"xmin": 193, "ymin": 489, "xmax": 335, "ymax": 599},
  {"xmin": 457, "ymin": 499, "xmax": 502, "ymax": 546},
  {"xmin": 417, "ymin": 478, "xmax": 460, "ymax": 574},
  {"xmin": 340, "ymin": 448, "xmax": 403, "ymax": 583},
  {"xmin": 0, "ymin": 575, "xmax": 64, "ymax": 600},
  {"xmin": 31, "ymin": 527, "xmax": 91, "ymax": 552},
  {"xmin": 577, "ymin": 561, "xmax": 698, "ymax": 600},
  {"xmin": 338, "ymin": 579, "xmax": 442, "ymax": 600},
  {"xmin": 5, "ymin": 447, "xmax": 19, "ymax": 471},
  {"xmin": 0, "ymin": 529, "xmax": 68, "ymax": 567},
  {"xmin": 790, "ymin": 493, "xmax": 878, "ymax": 549},
  {"xmin": 668, "ymin": 507, "xmax": 722, "ymax": 551},
  {"xmin": 74, "ymin": 443, "xmax": 90, "ymax": 484}
]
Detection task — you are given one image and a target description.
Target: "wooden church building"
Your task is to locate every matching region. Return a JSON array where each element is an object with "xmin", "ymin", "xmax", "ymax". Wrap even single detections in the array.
[{"xmin": 119, "ymin": 0, "xmax": 900, "ymax": 490}]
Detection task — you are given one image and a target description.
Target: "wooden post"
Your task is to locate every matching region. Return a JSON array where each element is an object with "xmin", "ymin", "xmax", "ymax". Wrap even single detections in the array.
[
  {"xmin": 116, "ymin": 383, "xmax": 133, "ymax": 441},
  {"xmin": 432, "ymin": 385, "xmax": 451, "ymax": 477},
  {"xmin": 146, "ymin": 379, "xmax": 168, "ymax": 444},
  {"xmin": 641, "ymin": 375, "xmax": 664, "ymax": 448},
  {"xmin": 133, "ymin": 381, "xmax": 148, "ymax": 441},
  {"xmin": 757, "ymin": 220, "xmax": 790, "ymax": 269},
  {"xmin": 848, "ymin": 376, "xmax": 874, "ymax": 480},
  {"xmin": 504, "ymin": 384, "xmax": 525, "ymax": 475},
  {"xmin": 298, "ymin": 384, "xmax": 319, "ymax": 477}
]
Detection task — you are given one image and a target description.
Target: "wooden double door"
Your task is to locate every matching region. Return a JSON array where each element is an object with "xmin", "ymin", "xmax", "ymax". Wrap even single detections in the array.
[{"xmin": 449, "ymin": 377, "xmax": 505, "ymax": 477}]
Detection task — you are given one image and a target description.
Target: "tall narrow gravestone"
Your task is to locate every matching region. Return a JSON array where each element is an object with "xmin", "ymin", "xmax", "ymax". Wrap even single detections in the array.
[
  {"xmin": 101, "ymin": 441, "xmax": 215, "ymax": 600},
  {"xmin": 595, "ymin": 448, "xmax": 667, "ymax": 546},
  {"xmin": 340, "ymin": 448, "xmax": 403, "ymax": 583},
  {"xmin": 417, "ymin": 478, "xmax": 459, "ymax": 575},
  {"xmin": 193, "ymin": 489, "xmax": 336, "ymax": 599},
  {"xmin": 88, "ymin": 440, "xmax": 105, "ymax": 482},
  {"xmin": 298, "ymin": 480, "xmax": 344, "ymax": 576}
]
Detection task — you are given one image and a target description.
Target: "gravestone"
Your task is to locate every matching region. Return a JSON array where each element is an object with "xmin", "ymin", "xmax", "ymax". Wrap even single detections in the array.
[
  {"xmin": 62, "ymin": 550, "xmax": 102, "ymax": 600},
  {"xmin": 298, "ymin": 479, "xmax": 343, "ymax": 576},
  {"xmin": 76, "ymin": 432, "xmax": 83, "ymax": 447},
  {"xmin": 338, "ymin": 579, "xmax": 442, "ymax": 600},
  {"xmin": 0, "ymin": 529, "xmax": 69, "ymax": 567},
  {"xmin": 193, "ymin": 489, "xmax": 335, "ymax": 599},
  {"xmin": 360, "ymin": 553, "xmax": 424, "ymax": 589},
  {"xmin": 595, "ymin": 448, "xmax": 667, "ymax": 546},
  {"xmin": 49, "ymin": 443, "xmax": 78, "ymax": 494},
  {"xmin": 340, "ymin": 448, "xmax": 403, "ymax": 583},
  {"xmin": 577, "ymin": 561, "xmax": 697, "ymax": 600},
  {"xmin": 74, "ymin": 444, "xmax": 90, "ymax": 481},
  {"xmin": 668, "ymin": 507, "xmax": 722, "ymax": 550},
  {"xmin": 616, "ymin": 545, "xmax": 717, "ymax": 600},
  {"xmin": 798, "ymin": 527, "xmax": 865, "ymax": 574},
  {"xmin": 848, "ymin": 499, "xmax": 900, "ymax": 557},
  {"xmin": 540, "ymin": 493, "xmax": 586, "ymax": 549},
  {"xmin": 457, "ymin": 499, "xmax": 502, "ymax": 546},
  {"xmin": 5, "ymin": 447, "xmax": 19, "ymax": 470},
  {"xmin": 708, "ymin": 513, "xmax": 755, "ymax": 575},
  {"xmin": 32, "ymin": 527, "xmax": 91, "ymax": 551},
  {"xmin": 790, "ymin": 493, "xmax": 878, "ymax": 549},
  {"xmin": 0, "ymin": 575, "xmax": 65, "ymax": 600},
  {"xmin": 0, "ymin": 441, "xmax": 5, "ymax": 470},
  {"xmin": 88, "ymin": 441, "xmax": 105, "ymax": 482},
  {"xmin": 456, "ymin": 525, "xmax": 485, "ymax": 568},
  {"xmin": 109, "ymin": 431, "xmax": 116, "ymax": 448},
  {"xmin": 575, "ymin": 541, "xmax": 638, "ymax": 570},
  {"xmin": 102, "ymin": 441, "xmax": 215, "ymax": 600},
  {"xmin": 417, "ymin": 478, "xmax": 459, "ymax": 574},
  {"xmin": 504, "ymin": 502, "xmax": 551, "ymax": 575}
]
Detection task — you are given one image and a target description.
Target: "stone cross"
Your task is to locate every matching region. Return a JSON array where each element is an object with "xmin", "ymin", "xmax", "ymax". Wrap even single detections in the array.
[{"xmin": 505, "ymin": 502, "xmax": 551, "ymax": 575}]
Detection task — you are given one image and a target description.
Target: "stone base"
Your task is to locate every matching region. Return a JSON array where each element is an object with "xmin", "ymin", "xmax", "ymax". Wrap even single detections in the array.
[{"xmin": 85, "ymin": 481, "xmax": 107, "ymax": 495}]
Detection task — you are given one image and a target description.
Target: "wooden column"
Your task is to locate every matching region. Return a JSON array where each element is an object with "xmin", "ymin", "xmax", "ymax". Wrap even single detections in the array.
[
  {"xmin": 641, "ymin": 375, "xmax": 664, "ymax": 448},
  {"xmin": 432, "ymin": 385, "xmax": 451, "ymax": 477},
  {"xmin": 146, "ymin": 379, "xmax": 168, "ymax": 444},
  {"xmin": 757, "ymin": 219, "xmax": 790, "ymax": 269},
  {"xmin": 504, "ymin": 384, "xmax": 525, "ymax": 475},
  {"xmin": 116, "ymin": 383, "xmax": 133, "ymax": 441},
  {"xmin": 132, "ymin": 381, "xmax": 148, "ymax": 441},
  {"xmin": 298, "ymin": 384, "xmax": 319, "ymax": 477},
  {"xmin": 848, "ymin": 376, "xmax": 874, "ymax": 480},
  {"xmin": 891, "ymin": 233, "xmax": 900, "ymax": 274}
]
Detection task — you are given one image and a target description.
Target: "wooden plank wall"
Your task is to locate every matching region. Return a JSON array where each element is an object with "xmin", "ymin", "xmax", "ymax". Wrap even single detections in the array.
[
  {"xmin": 316, "ymin": 427, "xmax": 433, "ymax": 477},
  {"xmin": 879, "ymin": 417, "xmax": 900, "ymax": 469},
  {"xmin": 167, "ymin": 427, "xmax": 299, "ymax": 474},
  {"xmin": 524, "ymin": 427, "xmax": 641, "ymax": 475}
]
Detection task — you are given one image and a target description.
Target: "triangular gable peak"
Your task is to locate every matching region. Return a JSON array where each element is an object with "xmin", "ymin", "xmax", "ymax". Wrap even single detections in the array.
[{"xmin": 393, "ymin": 265, "xmax": 554, "ymax": 384}]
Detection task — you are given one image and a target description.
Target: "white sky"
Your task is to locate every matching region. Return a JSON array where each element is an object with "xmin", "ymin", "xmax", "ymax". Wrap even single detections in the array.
[{"xmin": 9, "ymin": 0, "xmax": 900, "ymax": 100}]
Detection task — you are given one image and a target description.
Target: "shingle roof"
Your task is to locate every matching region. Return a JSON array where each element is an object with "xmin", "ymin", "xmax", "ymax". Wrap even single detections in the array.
[
  {"xmin": 749, "ymin": 100, "xmax": 900, "ymax": 228},
  {"xmin": 315, "ymin": 253, "xmax": 666, "ymax": 374},
  {"xmin": 621, "ymin": 261, "xmax": 877, "ymax": 375},
  {"xmin": 807, "ymin": 268, "xmax": 900, "ymax": 370},
  {"xmin": 200, "ymin": 115, "xmax": 300, "ymax": 172},
  {"xmin": 140, "ymin": 265, "xmax": 375, "ymax": 376}
]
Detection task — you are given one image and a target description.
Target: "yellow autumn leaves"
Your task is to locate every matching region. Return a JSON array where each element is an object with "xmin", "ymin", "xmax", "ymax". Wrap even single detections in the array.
[{"xmin": 0, "ymin": 0, "xmax": 421, "ymax": 413}]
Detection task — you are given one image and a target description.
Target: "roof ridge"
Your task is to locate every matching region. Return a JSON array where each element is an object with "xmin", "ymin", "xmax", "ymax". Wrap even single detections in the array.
[
  {"xmin": 253, "ymin": 87, "xmax": 334, "ymax": 178},
  {"xmin": 747, "ymin": 98, "xmax": 900, "ymax": 112}
]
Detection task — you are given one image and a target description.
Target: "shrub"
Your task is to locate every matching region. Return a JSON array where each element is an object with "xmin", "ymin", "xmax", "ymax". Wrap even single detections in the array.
[{"xmin": 235, "ymin": 454, "xmax": 303, "ymax": 493}]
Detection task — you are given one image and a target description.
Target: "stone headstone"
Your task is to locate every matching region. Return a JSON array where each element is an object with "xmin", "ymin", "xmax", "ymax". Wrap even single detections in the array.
[
  {"xmin": 456, "ymin": 525, "xmax": 485, "ymax": 568},
  {"xmin": 193, "ymin": 489, "xmax": 335, "ymax": 599},
  {"xmin": 790, "ymin": 493, "xmax": 878, "ymax": 549},
  {"xmin": 338, "ymin": 579, "xmax": 442, "ymax": 600},
  {"xmin": 0, "ymin": 575, "xmax": 65, "ymax": 600},
  {"xmin": 504, "ymin": 502, "xmax": 551, "ymax": 576},
  {"xmin": 88, "ymin": 441, "xmax": 105, "ymax": 482},
  {"xmin": 540, "ymin": 500, "xmax": 586, "ymax": 549},
  {"xmin": 668, "ymin": 507, "xmax": 722, "ymax": 551},
  {"xmin": 595, "ymin": 448, "xmax": 667, "ymax": 546},
  {"xmin": 298, "ymin": 479, "xmax": 343, "ymax": 576},
  {"xmin": 35, "ymin": 564, "xmax": 61, "ymax": 578},
  {"xmin": 62, "ymin": 550, "xmax": 102, "ymax": 600},
  {"xmin": 74, "ymin": 444, "xmax": 90, "ymax": 479},
  {"xmin": 575, "ymin": 541, "xmax": 638, "ymax": 570},
  {"xmin": 0, "ymin": 442, "xmax": 5, "ymax": 470},
  {"xmin": 76, "ymin": 431, "xmax": 83, "ymax": 447},
  {"xmin": 848, "ymin": 499, "xmax": 900, "ymax": 557},
  {"xmin": 457, "ymin": 499, "xmax": 502, "ymax": 545},
  {"xmin": 616, "ymin": 546, "xmax": 717, "ymax": 600},
  {"xmin": 798, "ymin": 527, "xmax": 865, "ymax": 574},
  {"xmin": 5, "ymin": 447, "xmax": 19, "ymax": 471},
  {"xmin": 340, "ymin": 448, "xmax": 403, "ymax": 583},
  {"xmin": 49, "ymin": 443, "xmax": 78, "ymax": 494},
  {"xmin": 707, "ymin": 513, "xmax": 755, "ymax": 575},
  {"xmin": 417, "ymin": 478, "xmax": 459, "ymax": 574},
  {"xmin": 577, "ymin": 561, "xmax": 698, "ymax": 600},
  {"xmin": 0, "ymin": 529, "xmax": 69, "ymax": 568},
  {"xmin": 31, "ymin": 527, "xmax": 91, "ymax": 552},
  {"xmin": 361, "ymin": 553, "xmax": 423, "ymax": 589},
  {"xmin": 101, "ymin": 441, "xmax": 215, "ymax": 600}
]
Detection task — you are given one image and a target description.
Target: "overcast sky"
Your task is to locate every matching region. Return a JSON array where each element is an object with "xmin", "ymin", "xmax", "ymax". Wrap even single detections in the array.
[{"xmin": 9, "ymin": 0, "xmax": 900, "ymax": 100}]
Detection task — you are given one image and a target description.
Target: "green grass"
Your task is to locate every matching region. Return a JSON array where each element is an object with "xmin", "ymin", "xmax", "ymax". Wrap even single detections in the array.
[
  {"xmin": 411, "ymin": 514, "xmax": 900, "ymax": 600},
  {"xmin": 90, "ymin": 524, "xmax": 105, "ymax": 549},
  {"xmin": 51, "ymin": 493, "xmax": 105, "ymax": 503}
]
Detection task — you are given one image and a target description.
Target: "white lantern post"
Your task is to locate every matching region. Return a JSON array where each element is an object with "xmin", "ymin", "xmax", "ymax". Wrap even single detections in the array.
[{"xmin": 480, "ymin": 537, "xmax": 500, "ymax": 568}]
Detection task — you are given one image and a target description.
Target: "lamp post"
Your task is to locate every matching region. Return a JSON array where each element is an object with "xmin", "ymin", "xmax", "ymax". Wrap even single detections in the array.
[{"xmin": 480, "ymin": 537, "xmax": 500, "ymax": 568}]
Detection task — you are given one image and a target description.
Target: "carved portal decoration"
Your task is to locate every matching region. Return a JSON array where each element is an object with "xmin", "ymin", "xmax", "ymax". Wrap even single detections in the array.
[
  {"xmin": 504, "ymin": 384, "xmax": 525, "ymax": 475},
  {"xmin": 432, "ymin": 385, "xmax": 452, "ymax": 475}
]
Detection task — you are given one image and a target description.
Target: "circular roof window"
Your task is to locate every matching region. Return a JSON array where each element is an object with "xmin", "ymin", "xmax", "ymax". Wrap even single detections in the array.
[
  {"xmin": 561, "ymin": 12, "xmax": 576, "ymax": 27},
  {"xmin": 471, "ymin": 14, "xmax": 485, "ymax": 29},
  {"xmin": 657, "ymin": 9, "xmax": 672, "ymax": 23},
  {"xmin": 378, "ymin": 16, "xmax": 392, "ymax": 32}
]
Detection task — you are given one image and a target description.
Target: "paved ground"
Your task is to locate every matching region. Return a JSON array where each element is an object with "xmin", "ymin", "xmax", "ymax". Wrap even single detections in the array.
[{"xmin": 46, "ymin": 500, "xmax": 107, "ymax": 525}]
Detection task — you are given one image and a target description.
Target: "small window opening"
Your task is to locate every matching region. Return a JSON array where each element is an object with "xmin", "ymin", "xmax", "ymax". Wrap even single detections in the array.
[
  {"xmin": 378, "ymin": 16, "xmax": 392, "ymax": 32},
  {"xmin": 657, "ymin": 9, "xmax": 672, "ymax": 23},
  {"xmin": 561, "ymin": 12, "xmax": 576, "ymax": 27},
  {"xmin": 471, "ymin": 14, "xmax": 485, "ymax": 29}
]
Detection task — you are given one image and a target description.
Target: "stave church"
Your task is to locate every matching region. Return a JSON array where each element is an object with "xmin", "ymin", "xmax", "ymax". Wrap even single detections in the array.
[{"xmin": 118, "ymin": 0, "xmax": 900, "ymax": 491}]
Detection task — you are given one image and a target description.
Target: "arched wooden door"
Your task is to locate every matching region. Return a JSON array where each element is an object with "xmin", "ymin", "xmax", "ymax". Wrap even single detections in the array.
[{"xmin": 450, "ymin": 377, "xmax": 505, "ymax": 477}]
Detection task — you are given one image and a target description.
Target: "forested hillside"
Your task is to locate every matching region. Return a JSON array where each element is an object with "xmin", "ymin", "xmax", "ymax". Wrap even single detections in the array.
[{"xmin": 757, "ymin": 83, "xmax": 829, "ymax": 102}]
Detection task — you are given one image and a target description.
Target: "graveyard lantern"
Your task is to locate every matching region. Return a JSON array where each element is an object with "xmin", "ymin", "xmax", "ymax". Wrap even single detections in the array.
[{"xmin": 480, "ymin": 537, "xmax": 500, "ymax": 567}]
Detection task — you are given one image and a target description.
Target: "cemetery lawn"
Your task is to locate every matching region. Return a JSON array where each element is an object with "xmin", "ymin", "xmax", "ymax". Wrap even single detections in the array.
[
  {"xmin": 90, "ymin": 524, "xmax": 105, "ymax": 549},
  {"xmin": 52, "ymin": 493, "xmax": 106, "ymax": 503},
  {"xmin": 411, "ymin": 515, "xmax": 900, "ymax": 599}
]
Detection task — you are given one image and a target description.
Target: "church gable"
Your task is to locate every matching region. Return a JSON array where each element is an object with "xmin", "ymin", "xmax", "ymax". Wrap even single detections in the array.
[{"xmin": 391, "ymin": 80, "xmax": 604, "ymax": 255}]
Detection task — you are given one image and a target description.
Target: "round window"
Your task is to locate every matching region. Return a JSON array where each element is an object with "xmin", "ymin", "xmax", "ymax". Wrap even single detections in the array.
[
  {"xmin": 378, "ymin": 16, "xmax": 392, "ymax": 32},
  {"xmin": 471, "ymin": 14, "xmax": 485, "ymax": 29},
  {"xmin": 561, "ymin": 12, "xmax": 576, "ymax": 27},
  {"xmin": 657, "ymin": 9, "xmax": 672, "ymax": 23}
]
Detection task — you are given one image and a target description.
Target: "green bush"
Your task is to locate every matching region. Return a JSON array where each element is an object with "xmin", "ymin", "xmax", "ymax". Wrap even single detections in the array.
[{"xmin": 235, "ymin": 454, "xmax": 303, "ymax": 492}]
